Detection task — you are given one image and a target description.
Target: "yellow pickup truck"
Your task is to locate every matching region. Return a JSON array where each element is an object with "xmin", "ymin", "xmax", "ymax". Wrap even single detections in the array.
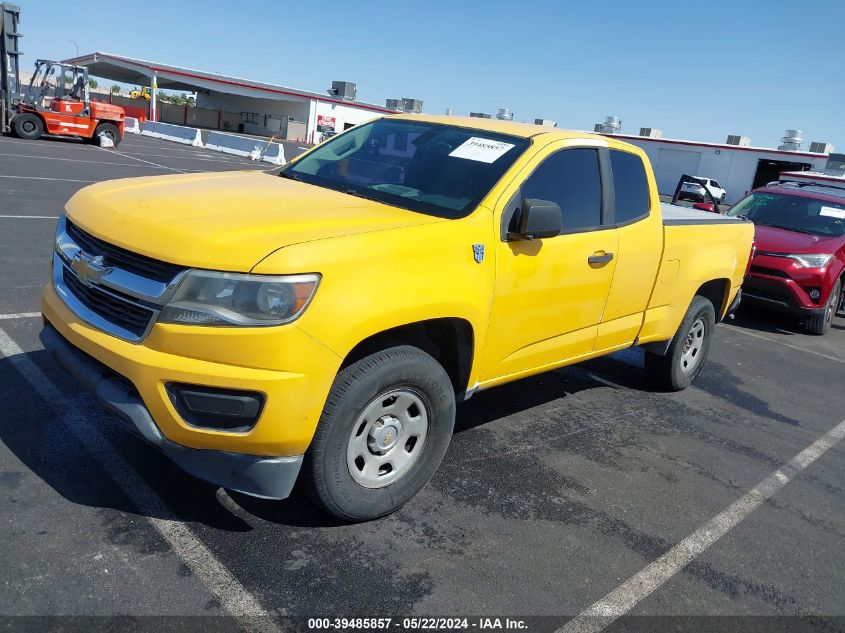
[{"xmin": 40, "ymin": 115, "xmax": 754, "ymax": 520}]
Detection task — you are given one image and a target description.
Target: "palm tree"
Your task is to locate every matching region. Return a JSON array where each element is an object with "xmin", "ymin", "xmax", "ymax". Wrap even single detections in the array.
[{"xmin": 110, "ymin": 84, "xmax": 121, "ymax": 94}]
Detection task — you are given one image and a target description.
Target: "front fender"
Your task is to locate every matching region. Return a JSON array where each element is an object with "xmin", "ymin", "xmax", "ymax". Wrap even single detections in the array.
[{"xmin": 251, "ymin": 212, "xmax": 496, "ymax": 385}]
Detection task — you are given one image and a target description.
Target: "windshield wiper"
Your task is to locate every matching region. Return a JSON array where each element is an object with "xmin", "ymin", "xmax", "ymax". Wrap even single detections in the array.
[
  {"xmin": 342, "ymin": 187, "xmax": 380, "ymax": 202},
  {"xmin": 278, "ymin": 170, "xmax": 301, "ymax": 181},
  {"xmin": 757, "ymin": 223, "xmax": 817, "ymax": 235}
]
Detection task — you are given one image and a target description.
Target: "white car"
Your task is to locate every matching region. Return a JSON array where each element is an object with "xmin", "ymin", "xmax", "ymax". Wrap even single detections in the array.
[{"xmin": 680, "ymin": 177, "xmax": 726, "ymax": 204}]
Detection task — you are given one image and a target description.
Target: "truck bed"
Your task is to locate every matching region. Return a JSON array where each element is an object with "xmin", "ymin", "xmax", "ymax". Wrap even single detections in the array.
[{"xmin": 660, "ymin": 203, "xmax": 744, "ymax": 225}]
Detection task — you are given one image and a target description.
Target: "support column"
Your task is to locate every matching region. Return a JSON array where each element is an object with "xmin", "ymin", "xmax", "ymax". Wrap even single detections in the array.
[{"xmin": 149, "ymin": 71, "xmax": 158, "ymax": 122}]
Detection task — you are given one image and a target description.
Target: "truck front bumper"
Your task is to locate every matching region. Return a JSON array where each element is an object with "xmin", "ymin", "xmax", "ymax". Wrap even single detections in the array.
[{"xmin": 40, "ymin": 324, "xmax": 304, "ymax": 499}]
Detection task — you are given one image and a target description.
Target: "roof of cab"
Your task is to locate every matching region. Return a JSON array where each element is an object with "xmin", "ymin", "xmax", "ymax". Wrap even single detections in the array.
[{"xmin": 388, "ymin": 113, "xmax": 608, "ymax": 142}]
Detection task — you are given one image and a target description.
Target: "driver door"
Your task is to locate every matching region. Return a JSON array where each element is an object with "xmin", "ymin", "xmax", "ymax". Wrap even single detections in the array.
[{"xmin": 479, "ymin": 141, "xmax": 618, "ymax": 384}]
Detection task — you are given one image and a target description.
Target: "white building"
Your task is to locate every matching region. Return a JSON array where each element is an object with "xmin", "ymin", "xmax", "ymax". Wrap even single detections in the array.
[{"xmin": 609, "ymin": 132, "xmax": 831, "ymax": 204}]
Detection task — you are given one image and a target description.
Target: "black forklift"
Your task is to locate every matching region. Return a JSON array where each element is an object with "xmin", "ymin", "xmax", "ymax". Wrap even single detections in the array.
[{"xmin": 0, "ymin": 2, "xmax": 22, "ymax": 136}]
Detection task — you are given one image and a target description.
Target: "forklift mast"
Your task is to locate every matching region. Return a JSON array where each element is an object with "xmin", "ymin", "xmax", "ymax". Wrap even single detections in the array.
[
  {"xmin": 25, "ymin": 60, "xmax": 89, "ymax": 108},
  {"xmin": 0, "ymin": 3, "xmax": 22, "ymax": 133}
]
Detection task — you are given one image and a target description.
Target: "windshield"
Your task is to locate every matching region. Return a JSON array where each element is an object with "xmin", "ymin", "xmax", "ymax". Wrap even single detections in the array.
[
  {"xmin": 726, "ymin": 191, "xmax": 845, "ymax": 237},
  {"xmin": 281, "ymin": 118, "xmax": 530, "ymax": 219}
]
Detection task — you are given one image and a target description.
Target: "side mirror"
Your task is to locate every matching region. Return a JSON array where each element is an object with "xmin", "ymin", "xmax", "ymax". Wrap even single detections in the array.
[
  {"xmin": 693, "ymin": 202, "xmax": 717, "ymax": 213},
  {"xmin": 508, "ymin": 198, "xmax": 562, "ymax": 241}
]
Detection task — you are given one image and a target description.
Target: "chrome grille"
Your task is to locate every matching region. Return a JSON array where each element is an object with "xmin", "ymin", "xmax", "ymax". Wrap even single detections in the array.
[
  {"xmin": 53, "ymin": 216, "xmax": 185, "ymax": 342},
  {"xmin": 61, "ymin": 267, "xmax": 156, "ymax": 338},
  {"xmin": 66, "ymin": 220, "xmax": 185, "ymax": 283}
]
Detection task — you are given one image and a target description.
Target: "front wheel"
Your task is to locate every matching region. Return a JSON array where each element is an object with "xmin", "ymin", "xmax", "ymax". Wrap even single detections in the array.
[
  {"xmin": 805, "ymin": 280, "xmax": 841, "ymax": 335},
  {"xmin": 645, "ymin": 295, "xmax": 716, "ymax": 391},
  {"xmin": 92, "ymin": 122, "xmax": 122, "ymax": 146},
  {"xmin": 301, "ymin": 345, "xmax": 456, "ymax": 521},
  {"xmin": 13, "ymin": 113, "xmax": 44, "ymax": 140}
]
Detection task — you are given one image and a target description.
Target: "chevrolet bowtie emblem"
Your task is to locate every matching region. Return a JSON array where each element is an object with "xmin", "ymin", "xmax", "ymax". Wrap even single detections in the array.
[{"xmin": 70, "ymin": 251, "xmax": 111, "ymax": 287}]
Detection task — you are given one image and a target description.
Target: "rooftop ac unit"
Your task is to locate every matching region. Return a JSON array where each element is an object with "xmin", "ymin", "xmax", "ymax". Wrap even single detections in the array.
[
  {"xmin": 726, "ymin": 135, "xmax": 751, "ymax": 147},
  {"xmin": 469, "ymin": 112, "xmax": 492, "ymax": 119},
  {"xmin": 809, "ymin": 142, "xmax": 834, "ymax": 154},
  {"xmin": 534, "ymin": 118, "xmax": 556, "ymax": 127},
  {"xmin": 402, "ymin": 98, "xmax": 423, "ymax": 114},
  {"xmin": 639, "ymin": 127, "xmax": 662, "ymax": 138},
  {"xmin": 595, "ymin": 116, "xmax": 621, "ymax": 134},
  {"xmin": 329, "ymin": 81, "xmax": 357, "ymax": 101}
]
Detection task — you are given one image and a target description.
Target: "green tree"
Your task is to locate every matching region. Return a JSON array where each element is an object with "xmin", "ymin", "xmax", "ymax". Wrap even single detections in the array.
[
  {"xmin": 87, "ymin": 78, "xmax": 98, "ymax": 89},
  {"xmin": 110, "ymin": 84, "xmax": 121, "ymax": 94}
]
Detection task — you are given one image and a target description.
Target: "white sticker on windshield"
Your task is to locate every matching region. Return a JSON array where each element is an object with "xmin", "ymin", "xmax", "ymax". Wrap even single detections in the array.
[
  {"xmin": 449, "ymin": 137, "xmax": 516, "ymax": 163},
  {"xmin": 819, "ymin": 206, "xmax": 845, "ymax": 219}
]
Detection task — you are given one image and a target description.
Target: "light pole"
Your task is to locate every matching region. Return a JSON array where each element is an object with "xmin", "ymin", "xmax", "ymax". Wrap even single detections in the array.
[{"xmin": 70, "ymin": 40, "xmax": 79, "ymax": 58}]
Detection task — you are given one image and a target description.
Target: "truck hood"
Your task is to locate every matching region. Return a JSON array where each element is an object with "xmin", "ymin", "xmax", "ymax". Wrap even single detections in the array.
[
  {"xmin": 753, "ymin": 224, "xmax": 844, "ymax": 254},
  {"xmin": 65, "ymin": 171, "xmax": 440, "ymax": 272}
]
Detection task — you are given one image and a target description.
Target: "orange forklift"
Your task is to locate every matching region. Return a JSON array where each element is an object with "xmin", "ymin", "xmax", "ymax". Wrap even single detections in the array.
[
  {"xmin": 5, "ymin": 59, "xmax": 125, "ymax": 145},
  {"xmin": 1, "ymin": 4, "xmax": 125, "ymax": 145}
]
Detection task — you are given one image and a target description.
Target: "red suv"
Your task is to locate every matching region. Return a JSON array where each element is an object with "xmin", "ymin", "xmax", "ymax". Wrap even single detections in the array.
[{"xmin": 725, "ymin": 181, "xmax": 845, "ymax": 334}]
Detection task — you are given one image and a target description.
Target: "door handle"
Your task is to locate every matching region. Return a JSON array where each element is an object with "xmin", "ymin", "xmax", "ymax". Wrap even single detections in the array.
[{"xmin": 588, "ymin": 252, "xmax": 614, "ymax": 265}]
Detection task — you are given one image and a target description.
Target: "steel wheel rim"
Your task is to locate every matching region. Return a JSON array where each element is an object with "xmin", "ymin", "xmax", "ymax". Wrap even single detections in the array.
[
  {"xmin": 346, "ymin": 388, "xmax": 429, "ymax": 489},
  {"xmin": 680, "ymin": 317, "xmax": 706, "ymax": 373},
  {"xmin": 22, "ymin": 121, "xmax": 35, "ymax": 133}
]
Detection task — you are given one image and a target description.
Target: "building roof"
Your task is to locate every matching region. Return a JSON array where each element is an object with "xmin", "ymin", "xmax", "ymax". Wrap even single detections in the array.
[
  {"xmin": 611, "ymin": 132, "xmax": 829, "ymax": 159},
  {"xmin": 61, "ymin": 52, "xmax": 397, "ymax": 114}
]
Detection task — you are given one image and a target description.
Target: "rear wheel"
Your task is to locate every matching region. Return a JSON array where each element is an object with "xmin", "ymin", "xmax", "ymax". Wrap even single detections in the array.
[
  {"xmin": 805, "ymin": 279, "xmax": 842, "ymax": 335},
  {"xmin": 13, "ymin": 113, "xmax": 44, "ymax": 140},
  {"xmin": 645, "ymin": 295, "xmax": 716, "ymax": 391},
  {"xmin": 92, "ymin": 122, "xmax": 121, "ymax": 146},
  {"xmin": 301, "ymin": 345, "xmax": 456, "ymax": 521}
]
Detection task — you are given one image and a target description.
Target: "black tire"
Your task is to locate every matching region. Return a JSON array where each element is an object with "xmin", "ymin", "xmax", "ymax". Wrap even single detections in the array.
[
  {"xmin": 645, "ymin": 295, "xmax": 716, "ymax": 391},
  {"xmin": 92, "ymin": 122, "xmax": 122, "ymax": 146},
  {"xmin": 13, "ymin": 113, "xmax": 44, "ymax": 140},
  {"xmin": 805, "ymin": 279, "xmax": 841, "ymax": 336},
  {"xmin": 301, "ymin": 345, "xmax": 456, "ymax": 521}
]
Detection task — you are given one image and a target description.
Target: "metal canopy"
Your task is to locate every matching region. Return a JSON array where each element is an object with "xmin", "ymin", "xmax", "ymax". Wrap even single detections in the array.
[{"xmin": 62, "ymin": 52, "xmax": 394, "ymax": 113}]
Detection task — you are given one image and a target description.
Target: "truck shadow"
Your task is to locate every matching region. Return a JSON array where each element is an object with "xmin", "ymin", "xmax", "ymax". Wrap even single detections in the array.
[{"xmin": 0, "ymin": 349, "xmax": 258, "ymax": 532}]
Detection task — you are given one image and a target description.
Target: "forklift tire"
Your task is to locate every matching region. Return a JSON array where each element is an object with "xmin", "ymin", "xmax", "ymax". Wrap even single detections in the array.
[
  {"xmin": 13, "ymin": 114, "xmax": 44, "ymax": 140},
  {"xmin": 92, "ymin": 122, "xmax": 121, "ymax": 146}
]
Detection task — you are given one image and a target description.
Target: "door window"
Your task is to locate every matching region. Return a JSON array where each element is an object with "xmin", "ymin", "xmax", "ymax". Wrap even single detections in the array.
[
  {"xmin": 609, "ymin": 149, "xmax": 650, "ymax": 223},
  {"xmin": 520, "ymin": 148, "xmax": 602, "ymax": 232}
]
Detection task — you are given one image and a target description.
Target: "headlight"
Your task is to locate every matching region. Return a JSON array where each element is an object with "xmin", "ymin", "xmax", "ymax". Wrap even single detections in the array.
[
  {"xmin": 787, "ymin": 254, "xmax": 832, "ymax": 268},
  {"xmin": 159, "ymin": 270, "xmax": 320, "ymax": 326}
]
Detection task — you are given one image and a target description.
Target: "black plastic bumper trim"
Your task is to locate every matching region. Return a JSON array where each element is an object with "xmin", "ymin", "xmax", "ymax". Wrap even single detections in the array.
[{"xmin": 38, "ymin": 324, "xmax": 302, "ymax": 500}]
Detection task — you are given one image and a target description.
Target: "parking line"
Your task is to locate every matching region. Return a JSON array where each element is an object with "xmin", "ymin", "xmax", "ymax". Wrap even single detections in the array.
[
  {"xmin": 0, "ymin": 326, "xmax": 283, "ymax": 633},
  {"xmin": 0, "ymin": 175, "xmax": 96, "ymax": 183},
  {"xmin": 97, "ymin": 147, "xmax": 188, "ymax": 173},
  {"xmin": 0, "ymin": 152, "xmax": 173, "ymax": 169},
  {"xmin": 120, "ymin": 152, "xmax": 260, "ymax": 166},
  {"xmin": 0, "ymin": 215, "xmax": 59, "ymax": 219},
  {"xmin": 557, "ymin": 417, "xmax": 845, "ymax": 633},
  {"xmin": 0, "ymin": 312, "xmax": 41, "ymax": 319},
  {"xmin": 723, "ymin": 325, "xmax": 845, "ymax": 365}
]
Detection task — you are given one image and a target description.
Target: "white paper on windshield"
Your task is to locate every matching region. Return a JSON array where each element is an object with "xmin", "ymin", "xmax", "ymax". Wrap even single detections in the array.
[
  {"xmin": 819, "ymin": 206, "xmax": 845, "ymax": 219},
  {"xmin": 449, "ymin": 137, "xmax": 515, "ymax": 163}
]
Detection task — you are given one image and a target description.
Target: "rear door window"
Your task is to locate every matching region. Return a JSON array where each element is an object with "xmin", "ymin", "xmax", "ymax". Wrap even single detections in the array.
[{"xmin": 609, "ymin": 149, "xmax": 650, "ymax": 224}]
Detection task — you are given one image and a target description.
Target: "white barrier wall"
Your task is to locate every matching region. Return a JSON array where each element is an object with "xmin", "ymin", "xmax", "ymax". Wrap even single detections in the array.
[
  {"xmin": 205, "ymin": 131, "xmax": 286, "ymax": 165},
  {"xmin": 141, "ymin": 121, "xmax": 203, "ymax": 147},
  {"xmin": 124, "ymin": 117, "xmax": 141, "ymax": 134}
]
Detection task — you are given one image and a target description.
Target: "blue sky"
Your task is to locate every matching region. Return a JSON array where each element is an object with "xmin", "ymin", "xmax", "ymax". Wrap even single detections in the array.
[{"xmin": 20, "ymin": 0, "xmax": 845, "ymax": 150}]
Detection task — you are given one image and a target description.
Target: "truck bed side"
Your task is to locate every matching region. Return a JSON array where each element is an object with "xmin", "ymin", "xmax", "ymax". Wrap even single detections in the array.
[{"xmin": 637, "ymin": 204, "xmax": 754, "ymax": 345}]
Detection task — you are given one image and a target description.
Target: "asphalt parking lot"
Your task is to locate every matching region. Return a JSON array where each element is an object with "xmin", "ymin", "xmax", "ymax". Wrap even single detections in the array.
[{"xmin": 1, "ymin": 133, "xmax": 843, "ymax": 632}]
